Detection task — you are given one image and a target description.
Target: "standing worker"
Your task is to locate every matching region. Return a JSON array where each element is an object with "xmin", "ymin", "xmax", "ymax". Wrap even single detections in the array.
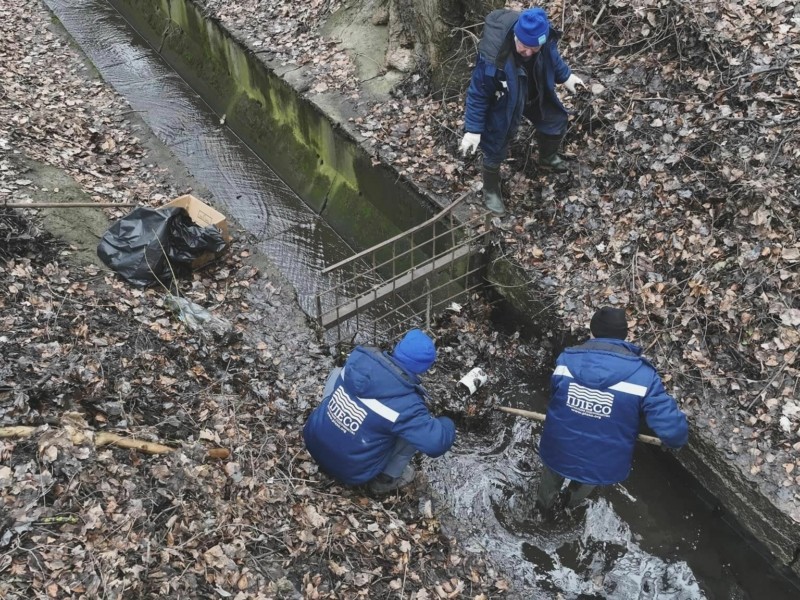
[
  {"xmin": 460, "ymin": 6, "xmax": 585, "ymax": 216},
  {"xmin": 303, "ymin": 329, "xmax": 456, "ymax": 495},
  {"xmin": 537, "ymin": 307, "xmax": 689, "ymax": 512}
]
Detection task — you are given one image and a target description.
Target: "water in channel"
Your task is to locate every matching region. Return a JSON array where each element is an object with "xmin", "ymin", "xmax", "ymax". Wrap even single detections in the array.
[
  {"xmin": 427, "ymin": 364, "xmax": 799, "ymax": 599},
  {"xmin": 45, "ymin": 0, "xmax": 359, "ymax": 319},
  {"xmin": 43, "ymin": 1, "xmax": 800, "ymax": 598}
]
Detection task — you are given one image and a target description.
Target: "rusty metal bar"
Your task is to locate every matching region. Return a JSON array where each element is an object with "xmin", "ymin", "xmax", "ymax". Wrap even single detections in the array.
[
  {"xmin": 316, "ymin": 190, "xmax": 494, "ymax": 343},
  {"xmin": 318, "ymin": 229, "xmax": 486, "ymax": 301},
  {"xmin": 318, "ymin": 236, "xmax": 479, "ymax": 315},
  {"xmin": 317, "ymin": 216, "xmax": 486, "ymax": 295},
  {"xmin": 321, "ymin": 191, "xmax": 477, "ymax": 275},
  {"xmin": 371, "ymin": 271, "xmax": 487, "ymax": 325},
  {"xmin": 319, "ymin": 244, "xmax": 473, "ymax": 329},
  {"xmin": 2, "ymin": 202, "xmax": 139, "ymax": 208},
  {"xmin": 368, "ymin": 261, "xmax": 487, "ymax": 318}
]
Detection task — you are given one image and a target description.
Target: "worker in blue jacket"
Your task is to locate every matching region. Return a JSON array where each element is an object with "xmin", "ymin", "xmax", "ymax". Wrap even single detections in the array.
[
  {"xmin": 537, "ymin": 307, "xmax": 689, "ymax": 511},
  {"xmin": 303, "ymin": 329, "xmax": 456, "ymax": 495},
  {"xmin": 460, "ymin": 7, "xmax": 585, "ymax": 216}
]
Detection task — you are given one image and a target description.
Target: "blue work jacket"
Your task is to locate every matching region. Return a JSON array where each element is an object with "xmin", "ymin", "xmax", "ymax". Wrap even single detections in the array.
[
  {"xmin": 464, "ymin": 10, "xmax": 572, "ymax": 163},
  {"xmin": 303, "ymin": 346, "xmax": 456, "ymax": 485},
  {"xmin": 540, "ymin": 339, "xmax": 688, "ymax": 486}
]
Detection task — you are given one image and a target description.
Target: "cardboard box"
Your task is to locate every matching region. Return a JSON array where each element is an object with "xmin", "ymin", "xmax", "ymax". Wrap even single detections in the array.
[{"xmin": 160, "ymin": 194, "xmax": 231, "ymax": 269}]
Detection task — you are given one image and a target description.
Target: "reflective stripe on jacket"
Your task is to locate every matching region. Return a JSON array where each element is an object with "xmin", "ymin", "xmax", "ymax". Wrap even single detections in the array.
[
  {"xmin": 540, "ymin": 339, "xmax": 688, "ymax": 485},
  {"xmin": 303, "ymin": 346, "xmax": 455, "ymax": 485}
]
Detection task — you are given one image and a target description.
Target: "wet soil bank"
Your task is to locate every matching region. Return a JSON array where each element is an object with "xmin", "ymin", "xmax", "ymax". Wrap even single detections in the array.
[{"xmin": 36, "ymin": 0, "xmax": 800, "ymax": 592}]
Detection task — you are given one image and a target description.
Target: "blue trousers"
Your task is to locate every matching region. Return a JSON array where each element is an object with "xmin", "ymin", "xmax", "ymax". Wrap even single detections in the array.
[
  {"xmin": 482, "ymin": 111, "xmax": 567, "ymax": 169},
  {"xmin": 381, "ymin": 439, "xmax": 417, "ymax": 478}
]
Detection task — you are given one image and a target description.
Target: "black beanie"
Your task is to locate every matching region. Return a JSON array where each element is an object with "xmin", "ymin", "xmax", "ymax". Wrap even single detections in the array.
[{"xmin": 590, "ymin": 307, "xmax": 628, "ymax": 340}]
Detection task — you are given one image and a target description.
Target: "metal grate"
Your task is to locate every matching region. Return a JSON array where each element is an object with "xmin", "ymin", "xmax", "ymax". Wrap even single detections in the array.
[{"xmin": 315, "ymin": 192, "xmax": 491, "ymax": 346}]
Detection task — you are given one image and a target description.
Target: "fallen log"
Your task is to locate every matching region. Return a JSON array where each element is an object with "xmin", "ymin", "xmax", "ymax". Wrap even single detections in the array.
[{"xmin": 496, "ymin": 405, "xmax": 662, "ymax": 446}]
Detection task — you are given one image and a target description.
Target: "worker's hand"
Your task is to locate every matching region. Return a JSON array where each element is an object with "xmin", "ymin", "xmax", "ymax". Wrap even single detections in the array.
[
  {"xmin": 563, "ymin": 74, "xmax": 585, "ymax": 94},
  {"xmin": 459, "ymin": 132, "xmax": 481, "ymax": 156}
]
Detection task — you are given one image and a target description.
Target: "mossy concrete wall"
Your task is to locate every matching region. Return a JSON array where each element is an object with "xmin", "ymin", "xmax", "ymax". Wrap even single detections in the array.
[
  {"xmin": 108, "ymin": 0, "xmax": 435, "ymax": 252},
  {"xmin": 680, "ymin": 429, "xmax": 800, "ymax": 576}
]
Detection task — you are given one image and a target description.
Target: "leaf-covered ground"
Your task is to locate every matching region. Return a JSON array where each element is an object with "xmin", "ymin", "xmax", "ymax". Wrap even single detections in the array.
[
  {"xmin": 197, "ymin": 0, "xmax": 799, "ymax": 516},
  {"xmin": 0, "ymin": 1, "xmax": 510, "ymax": 598},
  {"xmin": 1, "ymin": 0, "xmax": 798, "ymax": 598}
]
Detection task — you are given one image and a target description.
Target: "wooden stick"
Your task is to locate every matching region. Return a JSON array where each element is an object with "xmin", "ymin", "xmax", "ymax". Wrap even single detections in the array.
[
  {"xmin": 592, "ymin": 2, "xmax": 607, "ymax": 27},
  {"xmin": 0, "ymin": 426, "xmax": 38, "ymax": 438},
  {"xmin": 95, "ymin": 432, "xmax": 175, "ymax": 454},
  {"xmin": 0, "ymin": 425, "xmax": 230, "ymax": 457},
  {"xmin": 496, "ymin": 406, "xmax": 663, "ymax": 446},
  {"xmin": 1, "ymin": 202, "xmax": 138, "ymax": 209}
]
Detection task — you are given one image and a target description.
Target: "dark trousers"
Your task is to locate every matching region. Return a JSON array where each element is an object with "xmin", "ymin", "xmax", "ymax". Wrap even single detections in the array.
[{"xmin": 536, "ymin": 465, "xmax": 596, "ymax": 510}]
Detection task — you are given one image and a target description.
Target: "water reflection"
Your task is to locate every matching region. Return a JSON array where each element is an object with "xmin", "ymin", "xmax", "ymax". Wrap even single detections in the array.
[{"xmin": 46, "ymin": 0, "xmax": 349, "ymax": 318}]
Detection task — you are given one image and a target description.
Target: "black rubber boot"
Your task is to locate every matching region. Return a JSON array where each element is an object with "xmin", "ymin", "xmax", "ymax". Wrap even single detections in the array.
[
  {"xmin": 482, "ymin": 166, "xmax": 506, "ymax": 216},
  {"xmin": 536, "ymin": 132, "xmax": 569, "ymax": 172}
]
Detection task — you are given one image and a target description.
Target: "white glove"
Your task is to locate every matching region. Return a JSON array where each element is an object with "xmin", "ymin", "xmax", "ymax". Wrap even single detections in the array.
[
  {"xmin": 563, "ymin": 73, "xmax": 585, "ymax": 93},
  {"xmin": 459, "ymin": 132, "xmax": 481, "ymax": 156}
]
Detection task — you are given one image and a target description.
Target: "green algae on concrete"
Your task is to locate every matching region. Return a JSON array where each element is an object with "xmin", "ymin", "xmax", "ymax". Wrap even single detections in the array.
[{"xmin": 108, "ymin": 0, "xmax": 434, "ymax": 253}]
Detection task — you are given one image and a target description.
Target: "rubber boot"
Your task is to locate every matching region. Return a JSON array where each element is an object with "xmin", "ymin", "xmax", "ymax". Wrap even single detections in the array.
[
  {"xmin": 536, "ymin": 132, "xmax": 569, "ymax": 172},
  {"xmin": 482, "ymin": 166, "xmax": 506, "ymax": 216}
]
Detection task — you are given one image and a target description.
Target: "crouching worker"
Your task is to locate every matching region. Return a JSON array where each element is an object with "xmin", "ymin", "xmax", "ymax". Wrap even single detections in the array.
[
  {"xmin": 303, "ymin": 329, "xmax": 456, "ymax": 495},
  {"xmin": 537, "ymin": 307, "xmax": 688, "ymax": 512}
]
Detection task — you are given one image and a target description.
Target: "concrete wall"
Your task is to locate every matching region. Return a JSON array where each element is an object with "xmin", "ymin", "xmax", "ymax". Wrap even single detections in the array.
[
  {"xmin": 487, "ymin": 255, "xmax": 800, "ymax": 578},
  {"xmin": 108, "ymin": 0, "xmax": 437, "ymax": 252}
]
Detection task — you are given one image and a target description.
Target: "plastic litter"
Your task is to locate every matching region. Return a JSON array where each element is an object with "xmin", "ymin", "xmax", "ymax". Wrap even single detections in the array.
[
  {"xmin": 164, "ymin": 294, "xmax": 232, "ymax": 340},
  {"xmin": 97, "ymin": 206, "xmax": 227, "ymax": 287},
  {"xmin": 458, "ymin": 367, "xmax": 489, "ymax": 395}
]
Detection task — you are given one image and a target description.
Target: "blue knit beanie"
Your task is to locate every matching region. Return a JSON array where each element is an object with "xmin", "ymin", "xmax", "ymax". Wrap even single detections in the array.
[
  {"xmin": 392, "ymin": 329, "xmax": 436, "ymax": 374},
  {"xmin": 514, "ymin": 8, "xmax": 549, "ymax": 47}
]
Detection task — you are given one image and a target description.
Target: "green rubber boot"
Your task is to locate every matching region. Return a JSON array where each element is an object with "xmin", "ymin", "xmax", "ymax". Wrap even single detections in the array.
[
  {"xmin": 537, "ymin": 132, "xmax": 569, "ymax": 172},
  {"xmin": 482, "ymin": 166, "xmax": 506, "ymax": 216}
]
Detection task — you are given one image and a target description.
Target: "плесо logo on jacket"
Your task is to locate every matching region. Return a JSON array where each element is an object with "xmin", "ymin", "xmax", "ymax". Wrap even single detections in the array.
[
  {"xmin": 327, "ymin": 388, "xmax": 367, "ymax": 434},
  {"xmin": 566, "ymin": 383, "xmax": 614, "ymax": 419}
]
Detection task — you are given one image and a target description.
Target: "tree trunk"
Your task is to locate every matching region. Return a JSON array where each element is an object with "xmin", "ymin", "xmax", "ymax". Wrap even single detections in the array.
[{"xmin": 404, "ymin": 0, "xmax": 503, "ymax": 94}]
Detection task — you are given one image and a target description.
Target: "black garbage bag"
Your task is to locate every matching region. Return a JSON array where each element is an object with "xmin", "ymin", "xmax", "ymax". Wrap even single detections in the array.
[{"xmin": 97, "ymin": 206, "xmax": 227, "ymax": 287}]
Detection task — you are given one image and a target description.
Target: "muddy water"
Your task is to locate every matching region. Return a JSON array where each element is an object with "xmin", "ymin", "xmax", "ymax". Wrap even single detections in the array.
[
  {"xmin": 43, "ymin": 1, "xmax": 800, "ymax": 598},
  {"xmin": 425, "ymin": 361, "xmax": 798, "ymax": 599}
]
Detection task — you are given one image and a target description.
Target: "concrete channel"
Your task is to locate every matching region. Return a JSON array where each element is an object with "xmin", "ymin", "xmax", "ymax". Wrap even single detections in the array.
[{"xmin": 43, "ymin": 0, "xmax": 800, "ymax": 597}]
